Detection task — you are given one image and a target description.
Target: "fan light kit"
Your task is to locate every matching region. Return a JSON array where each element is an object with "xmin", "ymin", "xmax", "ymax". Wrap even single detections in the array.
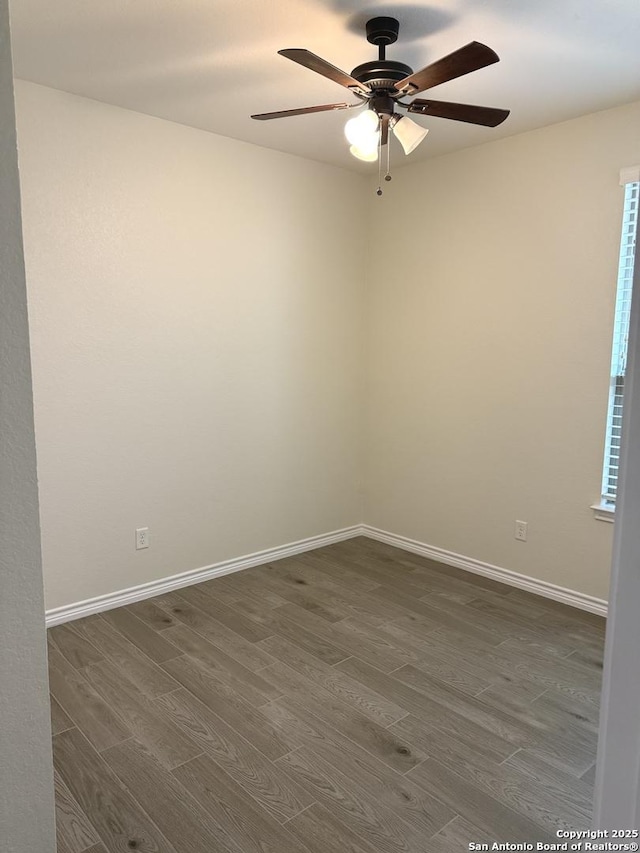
[{"xmin": 252, "ymin": 16, "xmax": 509, "ymax": 195}]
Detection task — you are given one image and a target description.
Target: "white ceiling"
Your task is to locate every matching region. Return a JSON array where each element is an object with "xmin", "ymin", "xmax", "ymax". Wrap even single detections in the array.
[{"xmin": 9, "ymin": 0, "xmax": 640, "ymax": 172}]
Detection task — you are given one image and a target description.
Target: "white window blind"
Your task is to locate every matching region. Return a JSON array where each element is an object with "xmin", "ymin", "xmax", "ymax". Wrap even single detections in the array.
[{"xmin": 601, "ymin": 173, "xmax": 639, "ymax": 504}]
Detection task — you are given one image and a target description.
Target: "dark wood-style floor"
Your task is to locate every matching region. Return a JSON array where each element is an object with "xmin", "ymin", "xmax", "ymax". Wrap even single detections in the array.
[{"xmin": 48, "ymin": 537, "xmax": 605, "ymax": 853}]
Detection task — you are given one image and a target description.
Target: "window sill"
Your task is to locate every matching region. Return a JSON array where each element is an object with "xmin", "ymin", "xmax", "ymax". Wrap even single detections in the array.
[{"xmin": 591, "ymin": 502, "xmax": 616, "ymax": 523}]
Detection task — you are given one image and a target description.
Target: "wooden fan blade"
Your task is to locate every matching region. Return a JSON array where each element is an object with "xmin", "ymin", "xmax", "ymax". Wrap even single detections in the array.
[
  {"xmin": 407, "ymin": 99, "xmax": 510, "ymax": 127},
  {"xmin": 395, "ymin": 42, "xmax": 499, "ymax": 96},
  {"xmin": 251, "ymin": 103, "xmax": 355, "ymax": 120},
  {"xmin": 279, "ymin": 49, "xmax": 370, "ymax": 95}
]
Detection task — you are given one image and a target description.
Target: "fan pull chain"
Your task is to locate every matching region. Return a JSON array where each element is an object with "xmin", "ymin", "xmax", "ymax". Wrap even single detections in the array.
[
  {"xmin": 385, "ymin": 133, "xmax": 392, "ymax": 182},
  {"xmin": 376, "ymin": 130, "xmax": 383, "ymax": 196}
]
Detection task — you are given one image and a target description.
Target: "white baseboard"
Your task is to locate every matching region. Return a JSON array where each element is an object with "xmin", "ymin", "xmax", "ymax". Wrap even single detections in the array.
[
  {"xmin": 45, "ymin": 522, "xmax": 608, "ymax": 626},
  {"xmin": 361, "ymin": 525, "xmax": 608, "ymax": 617},
  {"xmin": 45, "ymin": 525, "xmax": 365, "ymax": 627}
]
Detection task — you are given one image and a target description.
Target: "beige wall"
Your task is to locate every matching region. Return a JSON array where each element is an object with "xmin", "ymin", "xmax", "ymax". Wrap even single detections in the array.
[
  {"xmin": 365, "ymin": 100, "xmax": 640, "ymax": 601},
  {"xmin": 15, "ymin": 81, "xmax": 366, "ymax": 611}
]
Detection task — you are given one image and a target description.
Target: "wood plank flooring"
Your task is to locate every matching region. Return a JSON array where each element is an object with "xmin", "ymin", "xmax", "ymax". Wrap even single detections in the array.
[{"xmin": 48, "ymin": 537, "xmax": 604, "ymax": 853}]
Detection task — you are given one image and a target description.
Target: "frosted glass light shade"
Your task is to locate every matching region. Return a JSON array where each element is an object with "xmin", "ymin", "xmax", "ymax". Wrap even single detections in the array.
[
  {"xmin": 345, "ymin": 109, "xmax": 379, "ymax": 148},
  {"xmin": 392, "ymin": 116, "xmax": 429, "ymax": 155},
  {"xmin": 349, "ymin": 144, "xmax": 378, "ymax": 162}
]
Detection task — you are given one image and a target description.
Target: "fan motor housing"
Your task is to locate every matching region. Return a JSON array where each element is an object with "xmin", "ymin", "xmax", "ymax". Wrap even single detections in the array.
[{"xmin": 351, "ymin": 60, "xmax": 413, "ymax": 91}]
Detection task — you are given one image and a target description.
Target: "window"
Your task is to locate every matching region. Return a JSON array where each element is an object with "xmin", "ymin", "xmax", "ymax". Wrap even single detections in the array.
[{"xmin": 600, "ymin": 170, "xmax": 639, "ymax": 511}]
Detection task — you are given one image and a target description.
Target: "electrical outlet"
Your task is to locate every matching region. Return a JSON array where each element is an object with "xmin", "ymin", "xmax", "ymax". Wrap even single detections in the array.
[
  {"xmin": 515, "ymin": 520, "xmax": 528, "ymax": 542},
  {"xmin": 135, "ymin": 527, "xmax": 149, "ymax": 550}
]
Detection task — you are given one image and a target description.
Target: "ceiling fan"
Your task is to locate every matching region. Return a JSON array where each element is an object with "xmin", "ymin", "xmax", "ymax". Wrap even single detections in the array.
[{"xmin": 252, "ymin": 16, "xmax": 509, "ymax": 179}]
